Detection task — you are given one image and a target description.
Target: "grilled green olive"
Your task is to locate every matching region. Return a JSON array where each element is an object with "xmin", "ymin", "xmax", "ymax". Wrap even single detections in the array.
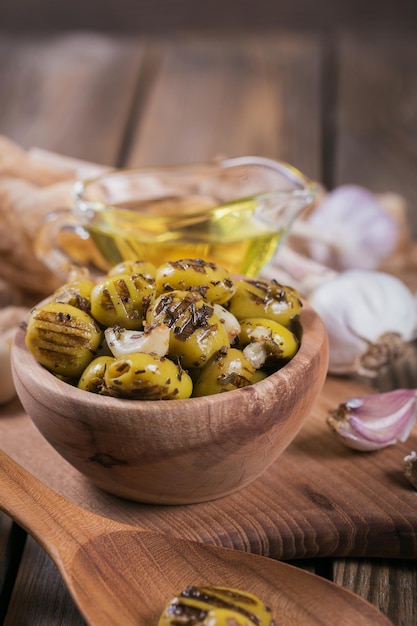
[
  {"xmin": 228, "ymin": 278, "xmax": 302, "ymax": 326},
  {"xmin": 193, "ymin": 347, "xmax": 257, "ymax": 396},
  {"xmin": 90, "ymin": 273, "xmax": 155, "ymax": 329},
  {"xmin": 158, "ymin": 585, "xmax": 274, "ymax": 626},
  {"xmin": 25, "ymin": 302, "xmax": 103, "ymax": 378},
  {"xmin": 52, "ymin": 278, "xmax": 95, "ymax": 311},
  {"xmin": 107, "ymin": 260, "xmax": 157, "ymax": 280},
  {"xmin": 239, "ymin": 317, "xmax": 299, "ymax": 368},
  {"xmin": 104, "ymin": 352, "xmax": 193, "ymax": 400},
  {"xmin": 78, "ymin": 356, "xmax": 115, "ymax": 394},
  {"xmin": 155, "ymin": 258, "xmax": 235, "ymax": 304},
  {"xmin": 147, "ymin": 290, "xmax": 230, "ymax": 368}
]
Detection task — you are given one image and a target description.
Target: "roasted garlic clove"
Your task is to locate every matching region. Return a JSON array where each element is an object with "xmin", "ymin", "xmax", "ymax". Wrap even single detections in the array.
[
  {"xmin": 239, "ymin": 317, "xmax": 299, "ymax": 369},
  {"xmin": 104, "ymin": 323, "xmax": 170, "ymax": 358},
  {"xmin": 212, "ymin": 304, "xmax": 241, "ymax": 344}
]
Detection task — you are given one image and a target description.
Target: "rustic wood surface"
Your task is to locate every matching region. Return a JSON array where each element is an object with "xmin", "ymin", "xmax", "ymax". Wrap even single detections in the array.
[
  {"xmin": 0, "ymin": 449, "xmax": 394, "ymax": 626},
  {"xmin": 1, "ymin": 372, "xmax": 417, "ymax": 552},
  {"xmin": 0, "ymin": 29, "xmax": 417, "ymax": 625}
]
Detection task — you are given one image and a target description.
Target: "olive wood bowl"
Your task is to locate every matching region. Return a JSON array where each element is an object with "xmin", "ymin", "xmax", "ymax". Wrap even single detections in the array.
[{"xmin": 11, "ymin": 302, "xmax": 328, "ymax": 504}]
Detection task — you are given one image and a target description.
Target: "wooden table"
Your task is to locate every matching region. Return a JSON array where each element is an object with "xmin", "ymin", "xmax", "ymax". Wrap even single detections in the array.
[{"xmin": 0, "ymin": 29, "xmax": 417, "ymax": 625}]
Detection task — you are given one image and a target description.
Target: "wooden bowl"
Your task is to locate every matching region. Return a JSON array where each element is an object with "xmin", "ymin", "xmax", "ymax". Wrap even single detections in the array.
[{"xmin": 11, "ymin": 303, "xmax": 328, "ymax": 504}]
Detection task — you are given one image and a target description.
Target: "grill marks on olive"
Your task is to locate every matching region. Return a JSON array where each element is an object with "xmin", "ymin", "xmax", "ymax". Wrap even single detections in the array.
[
  {"xmin": 36, "ymin": 310, "xmax": 95, "ymax": 350},
  {"xmin": 246, "ymin": 279, "xmax": 298, "ymax": 309},
  {"xmin": 104, "ymin": 353, "xmax": 192, "ymax": 400},
  {"xmin": 161, "ymin": 585, "xmax": 272, "ymax": 626},
  {"xmin": 217, "ymin": 372, "xmax": 253, "ymax": 388},
  {"xmin": 171, "ymin": 258, "xmax": 216, "ymax": 274},
  {"xmin": 155, "ymin": 293, "xmax": 214, "ymax": 342},
  {"xmin": 104, "ymin": 279, "xmax": 141, "ymax": 321}
]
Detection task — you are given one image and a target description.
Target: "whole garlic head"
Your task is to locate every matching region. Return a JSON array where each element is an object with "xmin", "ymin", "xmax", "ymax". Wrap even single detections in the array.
[{"xmin": 309, "ymin": 270, "xmax": 417, "ymax": 377}]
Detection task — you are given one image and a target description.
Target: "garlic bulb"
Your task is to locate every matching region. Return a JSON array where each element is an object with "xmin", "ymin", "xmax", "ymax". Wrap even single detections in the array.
[
  {"xmin": 105, "ymin": 324, "xmax": 170, "ymax": 359},
  {"xmin": 327, "ymin": 389, "xmax": 417, "ymax": 451},
  {"xmin": 309, "ymin": 270, "xmax": 417, "ymax": 377},
  {"xmin": 294, "ymin": 185, "xmax": 399, "ymax": 271}
]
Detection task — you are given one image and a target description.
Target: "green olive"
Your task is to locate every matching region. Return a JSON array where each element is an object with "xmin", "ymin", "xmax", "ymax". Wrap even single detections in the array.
[
  {"xmin": 108, "ymin": 260, "xmax": 157, "ymax": 280},
  {"xmin": 104, "ymin": 352, "xmax": 193, "ymax": 400},
  {"xmin": 147, "ymin": 290, "xmax": 230, "ymax": 368},
  {"xmin": 158, "ymin": 586, "xmax": 274, "ymax": 626},
  {"xmin": 239, "ymin": 317, "xmax": 299, "ymax": 361},
  {"xmin": 52, "ymin": 278, "xmax": 96, "ymax": 311},
  {"xmin": 90, "ymin": 273, "xmax": 155, "ymax": 329},
  {"xmin": 78, "ymin": 356, "xmax": 115, "ymax": 394},
  {"xmin": 192, "ymin": 347, "xmax": 257, "ymax": 396},
  {"xmin": 155, "ymin": 258, "xmax": 235, "ymax": 304},
  {"xmin": 252, "ymin": 368, "xmax": 268, "ymax": 383},
  {"xmin": 25, "ymin": 302, "xmax": 103, "ymax": 378},
  {"xmin": 228, "ymin": 278, "xmax": 302, "ymax": 326}
]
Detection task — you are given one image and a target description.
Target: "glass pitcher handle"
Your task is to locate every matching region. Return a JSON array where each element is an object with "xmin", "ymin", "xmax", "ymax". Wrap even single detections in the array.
[{"xmin": 34, "ymin": 209, "xmax": 108, "ymax": 281}]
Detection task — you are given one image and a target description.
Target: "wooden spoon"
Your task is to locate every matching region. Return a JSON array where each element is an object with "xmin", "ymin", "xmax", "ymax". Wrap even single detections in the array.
[{"xmin": 0, "ymin": 449, "xmax": 392, "ymax": 626}]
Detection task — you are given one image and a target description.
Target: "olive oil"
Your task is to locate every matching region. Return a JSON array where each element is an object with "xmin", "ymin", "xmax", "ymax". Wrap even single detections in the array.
[{"xmin": 87, "ymin": 198, "xmax": 285, "ymax": 277}]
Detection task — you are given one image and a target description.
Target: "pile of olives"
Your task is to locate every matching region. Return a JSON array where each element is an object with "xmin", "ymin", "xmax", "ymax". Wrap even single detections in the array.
[{"xmin": 25, "ymin": 258, "xmax": 302, "ymax": 400}]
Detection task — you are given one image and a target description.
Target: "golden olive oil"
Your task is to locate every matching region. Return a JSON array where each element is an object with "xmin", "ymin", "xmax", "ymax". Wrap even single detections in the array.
[{"xmin": 88, "ymin": 198, "xmax": 285, "ymax": 277}]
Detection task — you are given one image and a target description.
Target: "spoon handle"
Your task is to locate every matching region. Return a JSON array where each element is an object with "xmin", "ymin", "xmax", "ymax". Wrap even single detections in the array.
[{"xmin": 0, "ymin": 449, "xmax": 101, "ymax": 564}]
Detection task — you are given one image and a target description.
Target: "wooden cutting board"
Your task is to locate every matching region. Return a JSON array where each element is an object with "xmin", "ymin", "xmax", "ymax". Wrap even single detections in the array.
[{"xmin": 1, "ymin": 375, "xmax": 416, "ymax": 561}]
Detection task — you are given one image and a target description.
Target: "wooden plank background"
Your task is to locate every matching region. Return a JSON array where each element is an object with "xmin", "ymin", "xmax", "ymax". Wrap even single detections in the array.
[{"xmin": 0, "ymin": 0, "xmax": 416, "ymax": 33}]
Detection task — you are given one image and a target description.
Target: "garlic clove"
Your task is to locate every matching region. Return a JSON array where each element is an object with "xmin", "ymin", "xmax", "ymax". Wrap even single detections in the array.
[
  {"xmin": 105, "ymin": 324, "xmax": 170, "ymax": 359},
  {"xmin": 327, "ymin": 389, "xmax": 417, "ymax": 451},
  {"xmin": 213, "ymin": 303, "xmax": 241, "ymax": 343},
  {"xmin": 243, "ymin": 341, "xmax": 268, "ymax": 369}
]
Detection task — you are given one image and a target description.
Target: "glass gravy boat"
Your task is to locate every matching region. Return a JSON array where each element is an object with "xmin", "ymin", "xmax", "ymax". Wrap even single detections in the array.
[{"xmin": 36, "ymin": 156, "xmax": 318, "ymax": 279}]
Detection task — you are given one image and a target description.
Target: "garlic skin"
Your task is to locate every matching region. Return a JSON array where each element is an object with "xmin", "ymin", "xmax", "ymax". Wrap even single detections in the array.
[
  {"xmin": 309, "ymin": 270, "xmax": 417, "ymax": 377},
  {"xmin": 105, "ymin": 324, "xmax": 170, "ymax": 359},
  {"xmin": 327, "ymin": 389, "xmax": 417, "ymax": 451}
]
